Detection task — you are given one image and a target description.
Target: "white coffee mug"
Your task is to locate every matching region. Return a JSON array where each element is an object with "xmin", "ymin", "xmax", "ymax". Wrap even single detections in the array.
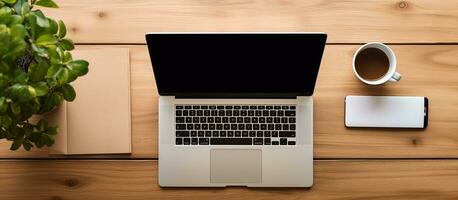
[{"xmin": 352, "ymin": 42, "xmax": 401, "ymax": 85}]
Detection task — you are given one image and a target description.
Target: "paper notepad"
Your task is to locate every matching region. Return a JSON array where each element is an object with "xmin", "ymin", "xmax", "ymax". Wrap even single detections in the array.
[{"xmin": 48, "ymin": 48, "xmax": 131, "ymax": 154}]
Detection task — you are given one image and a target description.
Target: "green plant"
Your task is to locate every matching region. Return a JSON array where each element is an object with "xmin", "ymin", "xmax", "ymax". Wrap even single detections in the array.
[{"xmin": 0, "ymin": 0, "xmax": 88, "ymax": 151}]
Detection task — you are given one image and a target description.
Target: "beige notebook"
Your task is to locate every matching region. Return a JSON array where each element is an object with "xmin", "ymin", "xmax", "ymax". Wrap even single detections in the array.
[{"xmin": 49, "ymin": 48, "xmax": 132, "ymax": 154}]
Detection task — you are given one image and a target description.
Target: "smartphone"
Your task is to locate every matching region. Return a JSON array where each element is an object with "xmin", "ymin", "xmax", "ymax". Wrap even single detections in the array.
[{"xmin": 345, "ymin": 96, "xmax": 428, "ymax": 128}]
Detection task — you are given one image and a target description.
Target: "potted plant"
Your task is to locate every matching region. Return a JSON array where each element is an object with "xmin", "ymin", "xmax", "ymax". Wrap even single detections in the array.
[{"xmin": 0, "ymin": 0, "xmax": 88, "ymax": 151}]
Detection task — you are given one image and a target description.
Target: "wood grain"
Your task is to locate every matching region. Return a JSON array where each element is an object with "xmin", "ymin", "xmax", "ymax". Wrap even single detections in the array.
[
  {"xmin": 0, "ymin": 160, "xmax": 455, "ymax": 200},
  {"xmin": 0, "ymin": 45, "xmax": 457, "ymax": 158},
  {"xmin": 39, "ymin": 0, "xmax": 458, "ymax": 44}
]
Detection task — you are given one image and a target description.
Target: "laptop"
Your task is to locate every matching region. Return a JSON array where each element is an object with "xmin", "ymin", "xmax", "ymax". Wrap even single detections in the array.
[{"xmin": 146, "ymin": 32, "xmax": 327, "ymax": 187}]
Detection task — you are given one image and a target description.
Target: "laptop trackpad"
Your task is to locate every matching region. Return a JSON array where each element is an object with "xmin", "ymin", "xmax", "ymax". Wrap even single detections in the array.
[{"xmin": 210, "ymin": 149, "xmax": 262, "ymax": 184}]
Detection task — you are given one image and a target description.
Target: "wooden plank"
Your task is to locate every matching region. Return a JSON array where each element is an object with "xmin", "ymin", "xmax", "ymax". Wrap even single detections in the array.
[
  {"xmin": 39, "ymin": 0, "xmax": 458, "ymax": 43},
  {"xmin": 0, "ymin": 45, "xmax": 457, "ymax": 158},
  {"xmin": 0, "ymin": 160, "xmax": 456, "ymax": 199}
]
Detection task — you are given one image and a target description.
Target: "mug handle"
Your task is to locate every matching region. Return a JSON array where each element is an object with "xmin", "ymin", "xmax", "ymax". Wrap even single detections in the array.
[{"xmin": 389, "ymin": 72, "xmax": 402, "ymax": 82}]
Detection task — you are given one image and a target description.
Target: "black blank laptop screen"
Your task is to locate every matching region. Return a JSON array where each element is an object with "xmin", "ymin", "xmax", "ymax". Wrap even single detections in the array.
[{"xmin": 146, "ymin": 33, "xmax": 327, "ymax": 97}]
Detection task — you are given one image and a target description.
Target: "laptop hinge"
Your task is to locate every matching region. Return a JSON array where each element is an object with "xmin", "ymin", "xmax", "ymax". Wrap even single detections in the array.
[{"xmin": 175, "ymin": 93, "xmax": 298, "ymax": 99}]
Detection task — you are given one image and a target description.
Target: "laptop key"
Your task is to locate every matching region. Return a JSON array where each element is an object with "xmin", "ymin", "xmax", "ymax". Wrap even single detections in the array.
[
  {"xmin": 285, "ymin": 111, "xmax": 296, "ymax": 116},
  {"xmin": 227, "ymin": 131, "xmax": 234, "ymax": 137},
  {"xmin": 289, "ymin": 117, "xmax": 295, "ymax": 123},
  {"xmin": 176, "ymin": 106, "xmax": 183, "ymax": 109},
  {"xmin": 280, "ymin": 138, "xmax": 287, "ymax": 145},
  {"xmin": 199, "ymin": 138, "xmax": 209, "ymax": 145},
  {"xmin": 191, "ymin": 131, "xmax": 197, "ymax": 137},
  {"xmin": 272, "ymin": 141, "xmax": 279, "ymax": 145},
  {"xmin": 205, "ymin": 131, "xmax": 212, "ymax": 137},
  {"xmin": 176, "ymin": 131, "xmax": 189, "ymax": 137},
  {"xmin": 264, "ymin": 138, "xmax": 271, "ymax": 145},
  {"xmin": 211, "ymin": 138, "xmax": 252, "ymax": 145},
  {"xmin": 288, "ymin": 141, "xmax": 296, "ymax": 145},
  {"xmin": 272, "ymin": 131, "xmax": 279, "ymax": 137},
  {"xmin": 176, "ymin": 110, "xmax": 182, "ymax": 116},
  {"xmin": 220, "ymin": 131, "xmax": 227, "ymax": 137},
  {"xmin": 242, "ymin": 131, "xmax": 248, "ymax": 137},
  {"xmin": 198, "ymin": 131, "xmax": 204, "ymax": 137},
  {"xmin": 176, "ymin": 138, "xmax": 183, "ymax": 145},
  {"xmin": 213, "ymin": 131, "xmax": 219, "ymax": 137},
  {"xmin": 253, "ymin": 138, "xmax": 263, "ymax": 145},
  {"xmin": 191, "ymin": 138, "xmax": 198, "ymax": 145},
  {"xmin": 176, "ymin": 117, "xmax": 184, "ymax": 123},
  {"xmin": 249, "ymin": 131, "xmax": 256, "ymax": 137},
  {"xmin": 279, "ymin": 131, "xmax": 295, "ymax": 137},
  {"xmin": 176, "ymin": 124, "xmax": 186, "ymax": 130},
  {"xmin": 235, "ymin": 131, "xmax": 241, "ymax": 137},
  {"xmin": 183, "ymin": 138, "xmax": 190, "ymax": 145}
]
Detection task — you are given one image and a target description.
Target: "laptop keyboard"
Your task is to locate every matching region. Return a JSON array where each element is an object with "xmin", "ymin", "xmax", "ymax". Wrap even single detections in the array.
[{"xmin": 175, "ymin": 105, "xmax": 297, "ymax": 146}]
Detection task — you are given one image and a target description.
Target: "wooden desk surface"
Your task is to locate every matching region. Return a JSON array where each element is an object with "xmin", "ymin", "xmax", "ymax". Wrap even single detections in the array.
[{"xmin": 0, "ymin": 1, "xmax": 457, "ymax": 199}]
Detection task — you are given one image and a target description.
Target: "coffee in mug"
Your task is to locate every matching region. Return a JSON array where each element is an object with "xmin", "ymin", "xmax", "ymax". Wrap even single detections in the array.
[{"xmin": 352, "ymin": 42, "xmax": 401, "ymax": 85}]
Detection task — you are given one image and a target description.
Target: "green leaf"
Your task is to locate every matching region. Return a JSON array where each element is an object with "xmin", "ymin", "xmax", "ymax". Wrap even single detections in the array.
[
  {"xmin": 25, "ymin": 12, "xmax": 38, "ymax": 39},
  {"xmin": 10, "ymin": 24, "xmax": 26, "ymax": 39},
  {"xmin": 32, "ymin": 82, "xmax": 48, "ymax": 96},
  {"xmin": 54, "ymin": 67, "xmax": 69, "ymax": 85},
  {"xmin": 10, "ymin": 138, "xmax": 22, "ymax": 151},
  {"xmin": 0, "ymin": 73, "xmax": 10, "ymax": 89},
  {"xmin": 60, "ymin": 38, "xmax": 74, "ymax": 50},
  {"xmin": 45, "ymin": 126, "xmax": 58, "ymax": 135},
  {"xmin": 48, "ymin": 18, "xmax": 58, "ymax": 34},
  {"xmin": 28, "ymin": 61, "xmax": 49, "ymax": 81},
  {"xmin": 31, "ymin": 43, "xmax": 48, "ymax": 58},
  {"xmin": 0, "ymin": 115, "xmax": 12, "ymax": 127},
  {"xmin": 38, "ymin": 93, "xmax": 55, "ymax": 113},
  {"xmin": 37, "ymin": 119, "xmax": 47, "ymax": 130},
  {"xmin": 32, "ymin": 10, "xmax": 49, "ymax": 28},
  {"xmin": 0, "ymin": 97, "xmax": 7, "ymax": 114},
  {"xmin": 43, "ymin": 134, "xmax": 54, "ymax": 146},
  {"xmin": 2, "ymin": 0, "xmax": 16, "ymax": 4},
  {"xmin": 7, "ymin": 84, "xmax": 35, "ymax": 101},
  {"xmin": 61, "ymin": 83, "xmax": 75, "ymax": 101},
  {"xmin": 67, "ymin": 60, "xmax": 89, "ymax": 76},
  {"xmin": 13, "ymin": 68, "xmax": 28, "ymax": 84},
  {"xmin": 57, "ymin": 19, "xmax": 66, "ymax": 38},
  {"xmin": 13, "ymin": 0, "xmax": 25, "ymax": 15},
  {"xmin": 63, "ymin": 51, "xmax": 72, "ymax": 63},
  {"xmin": 22, "ymin": 140, "xmax": 32, "ymax": 151},
  {"xmin": 10, "ymin": 102, "xmax": 21, "ymax": 114},
  {"xmin": 8, "ymin": 14, "xmax": 23, "ymax": 26},
  {"xmin": 66, "ymin": 69, "xmax": 77, "ymax": 82},
  {"xmin": 35, "ymin": 34, "xmax": 57, "ymax": 47},
  {"xmin": 20, "ymin": 2, "xmax": 30, "ymax": 16},
  {"xmin": 34, "ymin": 0, "xmax": 58, "ymax": 8}
]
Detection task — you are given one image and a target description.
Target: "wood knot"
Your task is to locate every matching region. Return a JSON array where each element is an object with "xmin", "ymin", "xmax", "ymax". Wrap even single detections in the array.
[
  {"xmin": 411, "ymin": 137, "xmax": 422, "ymax": 145},
  {"xmin": 71, "ymin": 27, "xmax": 78, "ymax": 33},
  {"xmin": 64, "ymin": 178, "xmax": 79, "ymax": 187},
  {"xmin": 97, "ymin": 11, "xmax": 107, "ymax": 18},
  {"xmin": 398, "ymin": 1, "xmax": 408, "ymax": 9}
]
